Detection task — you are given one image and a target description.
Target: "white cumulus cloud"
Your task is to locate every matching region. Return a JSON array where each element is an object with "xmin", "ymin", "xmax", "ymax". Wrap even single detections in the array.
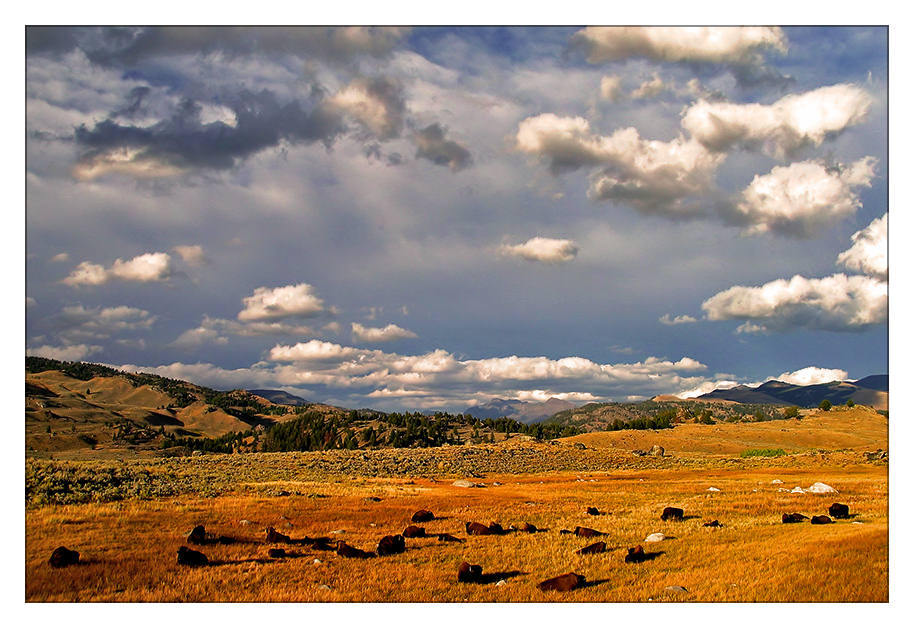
[
  {"xmin": 27, "ymin": 343, "xmax": 102, "ymax": 361},
  {"xmin": 681, "ymin": 84, "xmax": 873, "ymax": 158},
  {"xmin": 351, "ymin": 322, "xmax": 418, "ymax": 343},
  {"xmin": 702, "ymin": 273, "xmax": 886, "ymax": 332},
  {"xmin": 600, "ymin": 75, "xmax": 623, "ymax": 102},
  {"xmin": 836, "ymin": 213, "xmax": 887, "ymax": 280},
  {"xmin": 571, "ymin": 26, "xmax": 787, "ymax": 65},
  {"xmin": 733, "ymin": 158, "xmax": 877, "ymax": 237},
  {"xmin": 238, "ymin": 283, "xmax": 327, "ymax": 322},
  {"xmin": 173, "ymin": 244, "xmax": 207, "ymax": 266},
  {"xmin": 62, "ymin": 252, "xmax": 174, "ymax": 286},
  {"xmin": 500, "ymin": 237, "xmax": 579, "ymax": 263},
  {"xmin": 659, "ymin": 314, "xmax": 698, "ymax": 325},
  {"xmin": 773, "ymin": 366, "xmax": 848, "ymax": 386}
]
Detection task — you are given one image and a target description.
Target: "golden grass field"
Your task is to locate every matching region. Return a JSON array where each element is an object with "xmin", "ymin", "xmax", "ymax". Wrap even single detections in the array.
[{"xmin": 25, "ymin": 407, "xmax": 888, "ymax": 602}]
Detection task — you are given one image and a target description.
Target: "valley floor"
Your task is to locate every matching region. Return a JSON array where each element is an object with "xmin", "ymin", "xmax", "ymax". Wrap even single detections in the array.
[{"xmin": 26, "ymin": 457, "xmax": 887, "ymax": 602}]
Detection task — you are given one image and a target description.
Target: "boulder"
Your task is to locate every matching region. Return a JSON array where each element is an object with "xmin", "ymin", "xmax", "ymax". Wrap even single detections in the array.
[
  {"xmin": 665, "ymin": 585, "xmax": 688, "ymax": 593},
  {"xmin": 649, "ymin": 445, "xmax": 665, "ymax": 457},
  {"xmin": 807, "ymin": 482, "xmax": 837, "ymax": 494},
  {"xmin": 644, "ymin": 532, "xmax": 666, "ymax": 543},
  {"xmin": 48, "ymin": 546, "xmax": 80, "ymax": 568},
  {"xmin": 452, "ymin": 480, "xmax": 477, "ymax": 488}
]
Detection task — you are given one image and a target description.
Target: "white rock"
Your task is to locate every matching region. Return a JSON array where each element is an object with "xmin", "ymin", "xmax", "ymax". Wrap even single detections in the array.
[
  {"xmin": 453, "ymin": 479, "xmax": 477, "ymax": 488},
  {"xmin": 707, "ymin": 487, "xmax": 721, "ymax": 492},
  {"xmin": 313, "ymin": 559, "xmax": 322, "ymax": 564},
  {"xmin": 318, "ymin": 584, "xmax": 332, "ymax": 591},
  {"xmin": 791, "ymin": 486, "xmax": 806, "ymax": 494},
  {"xmin": 495, "ymin": 579, "xmax": 507, "ymax": 586},
  {"xmin": 330, "ymin": 529, "xmax": 345, "ymax": 534},
  {"xmin": 645, "ymin": 532, "xmax": 667, "ymax": 543},
  {"xmin": 239, "ymin": 519, "xmax": 253, "ymax": 526},
  {"xmin": 771, "ymin": 479, "xmax": 783, "ymax": 484},
  {"xmin": 851, "ymin": 521, "xmax": 864, "ymax": 525},
  {"xmin": 665, "ymin": 585, "xmax": 688, "ymax": 593},
  {"xmin": 807, "ymin": 482, "xmax": 837, "ymax": 494}
]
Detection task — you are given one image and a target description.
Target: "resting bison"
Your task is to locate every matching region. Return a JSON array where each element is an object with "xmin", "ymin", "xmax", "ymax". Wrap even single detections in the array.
[
  {"xmin": 703, "ymin": 520, "xmax": 722, "ymax": 527},
  {"xmin": 661, "ymin": 507, "xmax": 684, "ymax": 521},
  {"xmin": 48, "ymin": 546, "xmax": 80, "ymax": 568},
  {"xmin": 538, "ymin": 572, "xmax": 585, "ymax": 592},
  {"xmin": 574, "ymin": 526, "xmax": 604, "ymax": 538},
  {"xmin": 457, "ymin": 561, "xmax": 483, "ymax": 583},
  {"xmin": 177, "ymin": 546, "xmax": 208, "ymax": 567},
  {"xmin": 488, "ymin": 522, "xmax": 504, "ymax": 534},
  {"xmin": 624, "ymin": 545, "xmax": 647, "ymax": 563},
  {"xmin": 465, "ymin": 522, "xmax": 493, "ymax": 535},
  {"xmin": 265, "ymin": 527, "xmax": 291, "ymax": 543},
  {"xmin": 377, "ymin": 535, "xmax": 406, "ymax": 556},
  {"xmin": 437, "ymin": 533, "xmax": 464, "ymax": 543},
  {"xmin": 829, "ymin": 503, "xmax": 850, "ymax": 519},
  {"xmin": 782, "ymin": 513, "xmax": 809, "ymax": 524},
  {"xmin": 586, "ymin": 507, "xmax": 600, "ymax": 516},
  {"xmin": 403, "ymin": 525, "xmax": 425, "ymax": 538},
  {"xmin": 268, "ymin": 548, "xmax": 287, "ymax": 558},
  {"xmin": 311, "ymin": 539, "xmax": 335, "ymax": 551},
  {"xmin": 187, "ymin": 525, "xmax": 207, "ymax": 544},
  {"xmin": 559, "ymin": 529, "xmax": 573, "ymax": 535},
  {"xmin": 517, "ymin": 522, "xmax": 539, "ymax": 533},
  {"xmin": 576, "ymin": 541, "xmax": 606, "ymax": 555},
  {"xmin": 810, "ymin": 515, "xmax": 833, "ymax": 525},
  {"xmin": 412, "ymin": 509, "xmax": 434, "ymax": 523},
  {"xmin": 336, "ymin": 541, "xmax": 375, "ymax": 558}
]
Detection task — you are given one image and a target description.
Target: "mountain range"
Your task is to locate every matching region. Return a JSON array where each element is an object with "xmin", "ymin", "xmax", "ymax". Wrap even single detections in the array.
[
  {"xmin": 694, "ymin": 375, "xmax": 887, "ymax": 410},
  {"xmin": 463, "ymin": 397, "xmax": 578, "ymax": 424}
]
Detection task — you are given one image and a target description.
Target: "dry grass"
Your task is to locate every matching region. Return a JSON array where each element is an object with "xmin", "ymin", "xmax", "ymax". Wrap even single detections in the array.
[{"xmin": 26, "ymin": 463, "xmax": 887, "ymax": 602}]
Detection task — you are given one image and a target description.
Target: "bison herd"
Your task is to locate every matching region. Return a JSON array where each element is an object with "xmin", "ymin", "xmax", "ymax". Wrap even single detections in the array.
[{"xmin": 46, "ymin": 497, "xmax": 861, "ymax": 595}]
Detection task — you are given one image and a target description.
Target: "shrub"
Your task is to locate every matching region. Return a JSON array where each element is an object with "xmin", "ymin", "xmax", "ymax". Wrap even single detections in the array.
[
  {"xmin": 846, "ymin": 399, "xmax": 855, "ymax": 408},
  {"xmin": 740, "ymin": 448, "xmax": 787, "ymax": 458},
  {"xmin": 783, "ymin": 406, "xmax": 800, "ymax": 419},
  {"xmin": 819, "ymin": 400, "xmax": 832, "ymax": 411}
]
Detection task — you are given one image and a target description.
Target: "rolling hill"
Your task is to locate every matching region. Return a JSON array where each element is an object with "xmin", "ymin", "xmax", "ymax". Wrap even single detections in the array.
[{"xmin": 696, "ymin": 375, "xmax": 888, "ymax": 410}]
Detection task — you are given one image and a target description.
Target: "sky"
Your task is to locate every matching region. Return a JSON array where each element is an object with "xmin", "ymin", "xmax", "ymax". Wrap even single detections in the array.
[{"xmin": 24, "ymin": 25, "xmax": 889, "ymax": 412}]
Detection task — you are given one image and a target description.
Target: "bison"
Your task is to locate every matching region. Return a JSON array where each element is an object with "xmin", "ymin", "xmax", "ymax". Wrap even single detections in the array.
[
  {"xmin": 48, "ymin": 546, "xmax": 80, "ymax": 568},
  {"xmin": 403, "ymin": 525, "xmax": 425, "ymax": 538},
  {"xmin": 177, "ymin": 546, "xmax": 208, "ymax": 567},
  {"xmin": 457, "ymin": 561, "xmax": 483, "ymax": 583},
  {"xmin": 187, "ymin": 525, "xmax": 207, "ymax": 544},
  {"xmin": 576, "ymin": 541, "xmax": 606, "ymax": 555},
  {"xmin": 265, "ymin": 527, "xmax": 291, "ymax": 543},
  {"xmin": 377, "ymin": 535, "xmax": 406, "ymax": 556},
  {"xmin": 810, "ymin": 515, "xmax": 833, "ymax": 525},
  {"xmin": 782, "ymin": 513, "xmax": 809, "ymax": 524},
  {"xmin": 661, "ymin": 507, "xmax": 684, "ymax": 521},
  {"xmin": 586, "ymin": 507, "xmax": 600, "ymax": 516},
  {"xmin": 538, "ymin": 573, "xmax": 585, "ymax": 592},
  {"xmin": 703, "ymin": 520, "xmax": 722, "ymax": 527},
  {"xmin": 624, "ymin": 545, "xmax": 648, "ymax": 563},
  {"xmin": 412, "ymin": 509, "xmax": 434, "ymax": 523},
  {"xmin": 829, "ymin": 503, "xmax": 850, "ymax": 519},
  {"xmin": 465, "ymin": 522, "xmax": 493, "ymax": 535},
  {"xmin": 517, "ymin": 522, "xmax": 539, "ymax": 533},
  {"xmin": 336, "ymin": 541, "xmax": 375, "ymax": 558}
]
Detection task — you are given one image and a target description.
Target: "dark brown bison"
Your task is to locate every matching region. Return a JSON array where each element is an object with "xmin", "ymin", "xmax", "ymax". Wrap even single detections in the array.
[
  {"xmin": 177, "ymin": 546, "xmax": 208, "ymax": 567},
  {"xmin": 412, "ymin": 509, "xmax": 434, "ymax": 523},
  {"xmin": 268, "ymin": 548, "xmax": 287, "ymax": 558},
  {"xmin": 624, "ymin": 545, "xmax": 647, "ymax": 563},
  {"xmin": 538, "ymin": 572, "xmax": 585, "ymax": 592},
  {"xmin": 377, "ymin": 534, "xmax": 406, "ymax": 556},
  {"xmin": 457, "ymin": 561, "xmax": 483, "ymax": 583},
  {"xmin": 703, "ymin": 520, "xmax": 722, "ymax": 527},
  {"xmin": 48, "ymin": 546, "xmax": 80, "ymax": 568},
  {"xmin": 782, "ymin": 513, "xmax": 809, "ymax": 524},
  {"xmin": 810, "ymin": 515, "xmax": 833, "ymax": 525},
  {"xmin": 829, "ymin": 503, "xmax": 850, "ymax": 519},
  {"xmin": 311, "ymin": 539, "xmax": 335, "ymax": 551},
  {"xmin": 403, "ymin": 525, "xmax": 425, "ymax": 538},
  {"xmin": 336, "ymin": 541, "xmax": 375, "ymax": 558},
  {"xmin": 586, "ymin": 507, "xmax": 600, "ymax": 516},
  {"xmin": 661, "ymin": 507, "xmax": 684, "ymax": 521},
  {"xmin": 465, "ymin": 522, "xmax": 493, "ymax": 535},
  {"xmin": 518, "ymin": 522, "xmax": 539, "ymax": 533},
  {"xmin": 187, "ymin": 525, "xmax": 207, "ymax": 544},
  {"xmin": 574, "ymin": 526, "xmax": 604, "ymax": 538},
  {"xmin": 488, "ymin": 522, "xmax": 504, "ymax": 534},
  {"xmin": 576, "ymin": 541, "xmax": 606, "ymax": 555},
  {"xmin": 265, "ymin": 527, "xmax": 291, "ymax": 543}
]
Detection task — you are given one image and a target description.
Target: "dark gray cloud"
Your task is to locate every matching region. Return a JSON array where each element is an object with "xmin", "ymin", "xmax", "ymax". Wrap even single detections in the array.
[
  {"xmin": 73, "ymin": 89, "xmax": 346, "ymax": 175},
  {"xmin": 27, "ymin": 26, "xmax": 410, "ymax": 66},
  {"xmin": 414, "ymin": 123, "xmax": 472, "ymax": 171}
]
